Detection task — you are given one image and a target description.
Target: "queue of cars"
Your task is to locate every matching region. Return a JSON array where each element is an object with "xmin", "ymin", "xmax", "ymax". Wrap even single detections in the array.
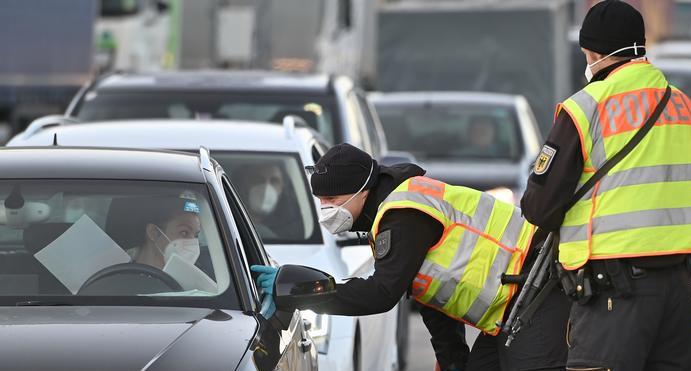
[{"xmin": 1, "ymin": 69, "xmax": 543, "ymax": 370}]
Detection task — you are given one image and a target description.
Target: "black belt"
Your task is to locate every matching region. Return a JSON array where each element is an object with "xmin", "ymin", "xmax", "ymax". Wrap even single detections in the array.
[{"xmin": 562, "ymin": 256, "xmax": 690, "ymax": 304}]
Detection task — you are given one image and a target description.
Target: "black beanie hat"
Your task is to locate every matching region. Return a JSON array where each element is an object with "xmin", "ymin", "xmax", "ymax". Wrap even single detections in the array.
[
  {"xmin": 580, "ymin": 0, "xmax": 646, "ymax": 57},
  {"xmin": 310, "ymin": 143, "xmax": 379, "ymax": 196}
]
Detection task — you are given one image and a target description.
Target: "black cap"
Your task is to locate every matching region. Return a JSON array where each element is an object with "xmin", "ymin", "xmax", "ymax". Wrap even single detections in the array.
[
  {"xmin": 580, "ymin": 0, "xmax": 646, "ymax": 57},
  {"xmin": 310, "ymin": 143, "xmax": 379, "ymax": 196}
]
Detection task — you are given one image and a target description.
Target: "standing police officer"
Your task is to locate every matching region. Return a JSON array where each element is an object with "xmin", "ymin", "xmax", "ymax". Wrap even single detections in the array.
[
  {"xmin": 254, "ymin": 143, "xmax": 570, "ymax": 371},
  {"xmin": 521, "ymin": 1, "xmax": 691, "ymax": 370}
]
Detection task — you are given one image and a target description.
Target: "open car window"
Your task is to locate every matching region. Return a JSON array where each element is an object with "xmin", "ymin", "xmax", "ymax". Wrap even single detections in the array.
[{"xmin": 0, "ymin": 180, "xmax": 238, "ymax": 308}]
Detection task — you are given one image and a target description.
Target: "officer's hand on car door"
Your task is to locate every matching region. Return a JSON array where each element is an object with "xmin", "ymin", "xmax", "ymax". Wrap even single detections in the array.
[{"xmin": 251, "ymin": 265, "xmax": 278, "ymax": 318}]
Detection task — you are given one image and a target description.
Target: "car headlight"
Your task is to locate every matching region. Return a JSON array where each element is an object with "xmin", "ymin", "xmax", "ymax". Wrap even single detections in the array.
[{"xmin": 300, "ymin": 310, "xmax": 330, "ymax": 354}]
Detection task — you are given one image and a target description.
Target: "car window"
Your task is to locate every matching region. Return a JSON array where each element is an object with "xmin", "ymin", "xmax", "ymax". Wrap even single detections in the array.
[
  {"xmin": 76, "ymin": 91, "xmax": 340, "ymax": 144},
  {"xmin": 374, "ymin": 102, "xmax": 524, "ymax": 162},
  {"xmin": 0, "ymin": 180, "xmax": 238, "ymax": 308},
  {"xmin": 221, "ymin": 175, "xmax": 268, "ymax": 267},
  {"xmin": 215, "ymin": 151, "xmax": 323, "ymax": 246}
]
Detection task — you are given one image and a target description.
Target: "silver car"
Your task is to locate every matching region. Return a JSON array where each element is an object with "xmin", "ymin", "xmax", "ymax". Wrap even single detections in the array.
[
  {"xmin": 65, "ymin": 70, "xmax": 389, "ymax": 160},
  {"xmin": 369, "ymin": 91, "xmax": 543, "ymax": 203}
]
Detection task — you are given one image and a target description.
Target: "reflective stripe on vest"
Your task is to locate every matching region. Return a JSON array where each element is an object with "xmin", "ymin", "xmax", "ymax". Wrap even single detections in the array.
[
  {"xmin": 370, "ymin": 176, "xmax": 535, "ymax": 335},
  {"xmin": 557, "ymin": 61, "xmax": 691, "ymax": 269}
]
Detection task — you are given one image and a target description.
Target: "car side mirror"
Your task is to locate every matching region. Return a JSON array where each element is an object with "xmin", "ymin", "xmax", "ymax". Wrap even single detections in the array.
[
  {"xmin": 380, "ymin": 151, "xmax": 417, "ymax": 166},
  {"xmin": 274, "ymin": 265, "xmax": 337, "ymax": 311}
]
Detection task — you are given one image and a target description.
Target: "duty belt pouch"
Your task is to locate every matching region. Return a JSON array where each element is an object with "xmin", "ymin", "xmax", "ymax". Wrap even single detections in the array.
[
  {"xmin": 605, "ymin": 260, "xmax": 632, "ymax": 298},
  {"xmin": 575, "ymin": 267, "xmax": 594, "ymax": 304}
]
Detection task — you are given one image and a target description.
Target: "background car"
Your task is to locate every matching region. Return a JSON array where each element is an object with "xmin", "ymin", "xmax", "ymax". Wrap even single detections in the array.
[
  {"xmin": 368, "ymin": 91, "xmax": 543, "ymax": 203},
  {"xmin": 655, "ymin": 59, "xmax": 691, "ymax": 94},
  {"xmin": 64, "ymin": 70, "xmax": 390, "ymax": 160},
  {"xmin": 0, "ymin": 146, "xmax": 328, "ymax": 371},
  {"xmin": 8, "ymin": 117, "xmax": 402, "ymax": 371}
]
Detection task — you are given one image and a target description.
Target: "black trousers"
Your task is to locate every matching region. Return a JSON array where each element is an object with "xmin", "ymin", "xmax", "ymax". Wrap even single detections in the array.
[
  {"xmin": 566, "ymin": 264, "xmax": 691, "ymax": 371},
  {"xmin": 466, "ymin": 284, "xmax": 571, "ymax": 371}
]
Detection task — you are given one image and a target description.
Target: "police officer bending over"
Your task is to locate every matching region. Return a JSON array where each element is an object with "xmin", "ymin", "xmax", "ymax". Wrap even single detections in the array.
[
  {"xmin": 254, "ymin": 143, "xmax": 570, "ymax": 371},
  {"xmin": 521, "ymin": 1, "xmax": 691, "ymax": 370}
]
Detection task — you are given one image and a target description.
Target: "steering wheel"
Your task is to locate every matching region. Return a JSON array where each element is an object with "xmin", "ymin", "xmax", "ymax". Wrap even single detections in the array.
[{"xmin": 78, "ymin": 262, "xmax": 183, "ymax": 295}]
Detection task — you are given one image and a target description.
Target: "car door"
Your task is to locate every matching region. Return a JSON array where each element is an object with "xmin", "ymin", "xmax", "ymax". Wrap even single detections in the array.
[{"xmin": 220, "ymin": 174, "xmax": 318, "ymax": 371}]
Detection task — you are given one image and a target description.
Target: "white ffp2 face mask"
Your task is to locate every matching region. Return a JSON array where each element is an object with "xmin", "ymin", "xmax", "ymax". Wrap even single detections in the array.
[
  {"xmin": 319, "ymin": 201, "xmax": 356, "ymax": 234},
  {"xmin": 318, "ymin": 161, "xmax": 374, "ymax": 234},
  {"xmin": 584, "ymin": 43, "xmax": 644, "ymax": 82},
  {"xmin": 249, "ymin": 182, "xmax": 279, "ymax": 215},
  {"xmin": 155, "ymin": 226, "xmax": 201, "ymax": 265}
]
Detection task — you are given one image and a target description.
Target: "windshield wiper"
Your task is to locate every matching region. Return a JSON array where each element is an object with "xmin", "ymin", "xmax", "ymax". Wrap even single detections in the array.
[{"xmin": 15, "ymin": 300, "xmax": 75, "ymax": 307}]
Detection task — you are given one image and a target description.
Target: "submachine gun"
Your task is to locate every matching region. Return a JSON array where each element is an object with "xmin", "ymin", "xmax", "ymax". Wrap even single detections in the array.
[{"xmin": 500, "ymin": 232, "xmax": 575, "ymax": 347}]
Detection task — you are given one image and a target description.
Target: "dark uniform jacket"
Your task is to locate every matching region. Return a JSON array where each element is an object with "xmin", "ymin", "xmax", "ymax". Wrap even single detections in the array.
[{"xmin": 308, "ymin": 163, "xmax": 468, "ymax": 370}]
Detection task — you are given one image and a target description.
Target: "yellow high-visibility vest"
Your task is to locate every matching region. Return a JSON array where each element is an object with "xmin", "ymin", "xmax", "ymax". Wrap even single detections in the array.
[
  {"xmin": 557, "ymin": 61, "xmax": 691, "ymax": 270},
  {"xmin": 370, "ymin": 177, "xmax": 535, "ymax": 335}
]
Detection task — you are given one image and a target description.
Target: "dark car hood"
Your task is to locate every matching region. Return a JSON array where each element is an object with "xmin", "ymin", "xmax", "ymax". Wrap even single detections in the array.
[{"xmin": 0, "ymin": 306, "xmax": 257, "ymax": 371}]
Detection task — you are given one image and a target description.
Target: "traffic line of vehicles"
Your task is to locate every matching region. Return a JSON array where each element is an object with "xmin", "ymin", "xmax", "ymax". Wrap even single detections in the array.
[{"xmin": 0, "ymin": 69, "xmax": 543, "ymax": 370}]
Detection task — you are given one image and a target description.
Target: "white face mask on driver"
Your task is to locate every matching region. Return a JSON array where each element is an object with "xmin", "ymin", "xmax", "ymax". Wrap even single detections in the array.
[
  {"xmin": 584, "ymin": 43, "xmax": 644, "ymax": 82},
  {"xmin": 319, "ymin": 162, "xmax": 374, "ymax": 234},
  {"xmin": 154, "ymin": 225, "xmax": 201, "ymax": 265}
]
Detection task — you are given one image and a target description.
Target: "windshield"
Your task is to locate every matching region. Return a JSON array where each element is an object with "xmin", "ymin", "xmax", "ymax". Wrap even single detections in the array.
[
  {"xmin": 76, "ymin": 91, "xmax": 340, "ymax": 143},
  {"xmin": 374, "ymin": 102, "xmax": 524, "ymax": 161},
  {"xmin": 215, "ymin": 152, "xmax": 322, "ymax": 245},
  {"xmin": 0, "ymin": 180, "xmax": 237, "ymax": 308}
]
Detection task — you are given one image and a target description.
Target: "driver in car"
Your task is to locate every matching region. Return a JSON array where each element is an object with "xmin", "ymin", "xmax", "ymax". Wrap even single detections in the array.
[{"xmin": 127, "ymin": 199, "xmax": 202, "ymax": 270}]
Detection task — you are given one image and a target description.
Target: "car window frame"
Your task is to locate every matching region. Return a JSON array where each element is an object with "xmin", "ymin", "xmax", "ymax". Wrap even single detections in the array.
[
  {"xmin": 205, "ymin": 168, "xmax": 260, "ymax": 312},
  {"xmin": 343, "ymin": 89, "xmax": 372, "ymax": 153},
  {"xmin": 354, "ymin": 89, "xmax": 385, "ymax": 157},
  {"xmin": 221, "ymin": 174, "xmax": 270, "ymax": 267}
]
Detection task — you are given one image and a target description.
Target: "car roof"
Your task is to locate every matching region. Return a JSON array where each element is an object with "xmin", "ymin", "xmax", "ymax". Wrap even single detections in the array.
[
  {"xmin": 0, "ymin": 147, "xmax": 207, "ymax": 182},
  {"xmin": 367, "ymin": 91, "xmax": 519, "ymax": 106},
  {"xmin": 9, "ymin": 120, "xmax": 315, "ymax": 154},
  {"xmin": 92, "ymin": 70, "xmax": 333, "ymax": 94}
]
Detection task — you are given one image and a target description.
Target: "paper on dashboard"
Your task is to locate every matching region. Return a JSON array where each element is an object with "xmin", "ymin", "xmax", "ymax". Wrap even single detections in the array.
[
  {"xmin": 34, "ymin": 215, "xmax": 131, "ymax": 294},
  {"xmin": 163, "ymin": 254, "xmax": 218, "ymax": 293}
]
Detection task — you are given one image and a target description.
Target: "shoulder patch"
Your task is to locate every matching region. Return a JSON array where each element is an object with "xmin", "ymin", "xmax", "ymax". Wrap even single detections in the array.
[
  {"xmin": 374, "ymin": 230, "xmax": 392, "ymax": 260},
  {"xmin": 533, "ymin": 144, "xmax": 557, "ymax": 175}
]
